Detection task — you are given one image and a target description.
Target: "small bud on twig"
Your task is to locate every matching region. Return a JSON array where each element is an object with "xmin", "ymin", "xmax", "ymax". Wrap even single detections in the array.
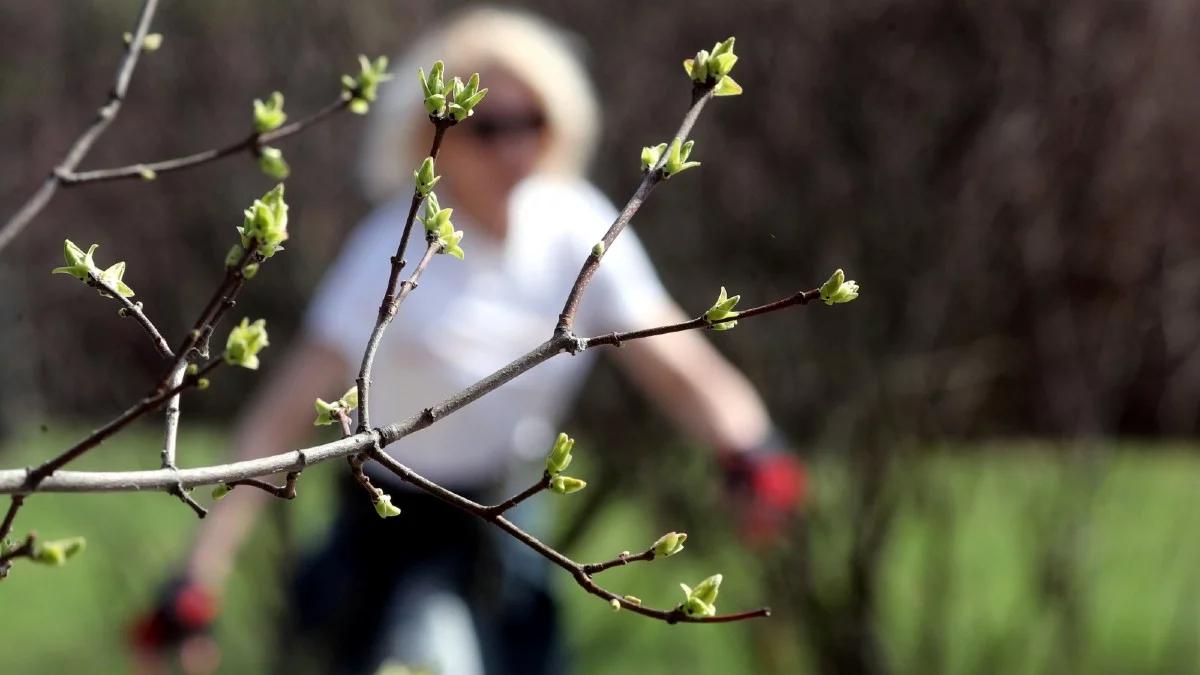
[
  {"xmin": 224, "ymin": 318, "xmax": 269, "ymax": 370},
  {"xmin": 652, "ymin": 531, "xmax": 688, "ymax": 558},
  {"xmin": 704, "ymin": 286, "xmax": 740, "ymax": 330},
  {"xmin": 819, "ymin": 268, "xmax": 860, "ymax": 305}
]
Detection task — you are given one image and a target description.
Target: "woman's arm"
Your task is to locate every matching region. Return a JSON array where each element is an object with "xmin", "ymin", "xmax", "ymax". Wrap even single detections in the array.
[
  {"xmin": 609, "ymin": 302, "xmax": 772, "ymax": 452},
  {"xmin": 184, "ymin": 338, "xmax": 350, "ymax": 589}
]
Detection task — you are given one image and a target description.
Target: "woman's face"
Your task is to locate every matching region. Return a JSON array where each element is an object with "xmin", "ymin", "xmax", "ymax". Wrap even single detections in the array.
[{"xmin": 427, "ymin": 67, "xmax": 548, "ymax": 236}]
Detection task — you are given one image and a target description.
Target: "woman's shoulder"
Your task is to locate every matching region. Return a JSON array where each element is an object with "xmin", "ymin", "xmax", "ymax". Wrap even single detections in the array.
[{"xmin": 512, "ymin": 174, "xmax": 614, "ymax": 222}]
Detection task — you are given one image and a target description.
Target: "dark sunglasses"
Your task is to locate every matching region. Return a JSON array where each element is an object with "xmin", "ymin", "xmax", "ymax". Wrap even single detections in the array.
[{"xmin": 463, "ymin": 111, "xmax": 547, "ymax": 141}]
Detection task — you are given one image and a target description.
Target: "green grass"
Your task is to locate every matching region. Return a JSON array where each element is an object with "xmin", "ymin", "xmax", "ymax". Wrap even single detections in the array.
[{"xmin": 3, "ymin": 429, "xmax": 1200, "ymax": 674}]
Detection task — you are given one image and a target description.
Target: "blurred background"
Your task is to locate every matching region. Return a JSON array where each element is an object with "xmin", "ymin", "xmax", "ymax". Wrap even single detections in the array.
[{"xmin": 3, "ymin": 0, "xmax": 1200, "ymax": 673}]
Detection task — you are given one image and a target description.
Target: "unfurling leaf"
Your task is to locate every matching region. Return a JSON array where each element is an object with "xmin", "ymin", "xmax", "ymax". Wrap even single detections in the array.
[
  {"xmin": 224, "ymin": 318, "xmax": 269, "ymax": 370},
  {"xmin": 257, "ymin": 147, "xmax": 290, "ymax": 180},
  {"xmin": 819, "ymin": 268, "xmax": 860, "ymax": 305},
  {"xmin": 704, "ymin": 286, "xmax": 740, "ymax": 330},
  {"xmin": 342, "ymin": 55, "xmax": 392, "ymax": 115},
  {"xmin": 31, "ymin": 537, "xmax": 86, "ymax": 566},
  {"xmin": 374, "ymin": 493, "xmax": 402, "ymax": 518},
  {"xmin": 550, "ymin": 475, "xmax": 587, "ymax": 495},
  {"xmin": 652, "ymin": 531, "xmax": 688, "ymax": 558},
  {"xmin": 545, "ymin": 432, "xmax": 575, "ymax": 475},
  {"xmin": 252, "ymin": 91, "xmax": 287, "ymax": 133},
  {"xmin": 679, "ymin": 573, "xmax": 723, "ymax": 617}
]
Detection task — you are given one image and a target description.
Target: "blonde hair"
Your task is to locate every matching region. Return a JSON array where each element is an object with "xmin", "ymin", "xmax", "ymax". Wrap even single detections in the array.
[{"xmin": 359, "ymin": 6, "xmax": 601, "ymax": 202}]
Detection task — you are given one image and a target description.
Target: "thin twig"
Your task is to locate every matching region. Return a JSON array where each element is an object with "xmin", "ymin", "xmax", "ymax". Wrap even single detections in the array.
[
  {"xmin": 164, "ymin": 243, "xmax": 260, "ymax": 386},
  {"xmin": 0, "ymin": 0, "xmax": 160, "ymax": 252},
  {"xmin": 583, "ymin": 289, "xmax": 822, "ymax": 348},
  {"xmin": 0, "ymin": 533, "xmax": 36, "ymax": 569},
  {"xmin": 221, "ymin": 472, "xmax": 300, "ymax": 500},
  {"xmin": 160, "ymin": 361, "xmax": 188, "ymax": 469},
  {"xmin": 356, "ymin": 122, "xmax": 450, "ymax": 431},
  {"xmin": 59, "ymin": 99, "xmax": 350, "ymax": 185},
  {"xmin": 0, "ymin": 495, "xmax": 25, "ymax": 543},
  {"xmin": 367, "ymin": 448, "xmax": 768, "ymax": 624},
  {"xmin": 482, "ymin": 472, "xmax": 551, "ymax": 518},
  {"xmin": 555, "ymin": 85, "xmax": 717, "ymax": 334},
  {"xmin": 84, "ymin": 273, "xmax": 174, "ymax": 359},
  {"xmin": 581, "ymin": 548, "xmax": 656, "ymax": 575}
]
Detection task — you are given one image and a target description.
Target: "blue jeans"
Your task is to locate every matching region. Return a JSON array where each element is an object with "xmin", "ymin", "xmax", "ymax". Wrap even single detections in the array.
[{"xmin": 278, "ymin": 476, "xmax": 565, "ymax": 675}]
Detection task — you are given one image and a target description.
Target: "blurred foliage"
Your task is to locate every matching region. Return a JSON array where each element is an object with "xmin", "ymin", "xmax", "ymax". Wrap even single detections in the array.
[
  {"xmin": 2, "ymin": 429, "xmax": 1200, "ymax": 674},
  {"xmin": 3, "ymin": 0, "xmax": 1199, "ymax": 440}
]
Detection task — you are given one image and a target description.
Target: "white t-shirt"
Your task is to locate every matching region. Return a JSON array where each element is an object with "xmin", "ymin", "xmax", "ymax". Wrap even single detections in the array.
[{"xmin": 304, "ymin": 174, "xmax": 672, "ymax": 489}]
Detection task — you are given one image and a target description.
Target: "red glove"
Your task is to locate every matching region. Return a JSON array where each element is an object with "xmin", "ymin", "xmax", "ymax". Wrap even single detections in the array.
[
  {"xmin": 130, "ymin": 578, "xmax": 221, "ymax": 674},
  {"xmin": 719, "ymin": 434, "xmax": 808, "ymax": 546}
]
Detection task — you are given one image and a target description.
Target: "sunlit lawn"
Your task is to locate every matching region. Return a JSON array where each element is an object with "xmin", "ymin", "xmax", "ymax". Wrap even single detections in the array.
[{"xmin": 2, "ymin": 427, "xmax": 1200, "ymax": 674}]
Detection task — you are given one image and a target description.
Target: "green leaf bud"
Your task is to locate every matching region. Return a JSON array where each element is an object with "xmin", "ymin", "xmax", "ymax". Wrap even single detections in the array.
[
  {"xmin": 53, "ymin": 240, "xmax": 135, "ymax": 298},
  {"xmin": 819, "ymin": 268, "xmax": 860, "ymax": 305},
  {"xmin": 52, "ymin": 240, "xmax": 96, "ymax": 281},
  {"xmin": 342, "ymin": 54, "xmax": 392, "ymax": 114},
  {"xmin": 652, "ymin": 531, "xmax": 688, "ymax": 558},
  {"xmin": 705, "ymin": 286, "xmax": 741, "ymax": 330},
  {"xmin": 414, "ymin": 156, "xmax": 441, "ymax": 196},
  {"xmin": 98, "ymin": 261, "xmax": 135, "ymax": 298},
  {"xmin": 224, "ymin": 244, "xmax": 245, "ymax": 269},
  {"xmin": 545, "ymin": 432, "xmax": 575, "ymax": 475},
  {"xmin": 374, "ymin": 492, "xmax": 402, "ymax": 518},
  {"xmin": 592, "ymin": 241, "xmax": 605, "ymax": 257},
  {"xmin": 313, "ymin": 398, "xmax": 338, "ymax": 426},
  {"xmin": 224, "ymin": 317, "xmax": 269, "ymax": 370},
  {"xmin": 550, "ymin": 475, "xmax": 587, "ymax": 495},
  {"xmin": 211, "ymin": 483, "xmax": 233, "ymax": 501},
  {"xmin": 239, "ymin": 184, "xmax": 289, "ymax": 258},
  {"xmin": 138, "ymin": 166, "xmax": 157, "ymax": 180},
  {"xmin": 313, "ymin": 386, "xmax": 359, "ymax": 426},
  {"xmin": 689, "ymin": 49, "xmax": 711, "ymax": 83},
  {"xmin": 124, "ymin": 32, "xmax": 163, "ymax": 52},
  {"xmin": 680, "ymin": 573, "xmax": 722, "ymax": 617},
  {"xmin": 257, "ymin": 146, "xmax": 291, "ymax": 180},
  {"xmin": 623, "ymin": 595, "xmax": 642, "ymax": 606},
  {"xmin": 423, "ymin": 93, "xmax": 447, "ymax": 116},
  {"xmin": 640, "ymin": 142, "xmax": 668, "ymax": 171},
  {"xmin": 610, "ymin": 598, "xmax": 621, "ymax": 612},
  {"xmin": 713, "ymin": 76, "xmax": 743, "ymax": 97},
  {"xmin": 142, "ymin": 33, "xmax": 164, "ymax": 51},
  {"xmin": 31, "ymin": 537, "xmax": 86, "ymax": 566},
  {"xmin": 252, "ymin": 91, "xmax": 287, "ymax": 133},
  {"xmin": 662, "ymin": 137, "xmax": 701, "ymax": 178}
]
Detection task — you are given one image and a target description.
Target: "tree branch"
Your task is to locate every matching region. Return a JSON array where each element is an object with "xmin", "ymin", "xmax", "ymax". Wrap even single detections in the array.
[
  {"xmin": 85, "ymin": 273, "xmax": 174, "ymax": 359},
  {"xmin": 582, "ymin": 289, "xmax": 822, "ymax": 348},
  {"xmin": 59, "ymin": 98, "xmax": 351, "ymax": 186},
  {"xmin": 0, "ymin": 495, "xmax": 25, "ymax": 544},
  {"xmin": 0, "ymin": 285, "xmax": 819, "ymax": 495},
  {"xmin": 367, "ymin": 449, "xmax": 769, "ymax": 624},
  {"xmin": 0, "ymin": 0, "xmax": 160, "ymax": 252},
  {"xmin": 356, "ymin": 121, "xmax": 451, "ymax": 431},
  {"xmin": 581, "ymin": 548, "xmax": 656, "ymax": 575},
  {"xmin": 482, "ymin": 472, "xmax": 551, "ymax": 518},
  {"xmin": 555, "ymin": 85, "xmax": 717, "ymax": 334},
  {"xmin": 0, "ymin": 533, "xmax": 36, "ymax": 571},
  {"xmin": 164, "ymin": 242, "xmax": 261, "ymax": 384}
]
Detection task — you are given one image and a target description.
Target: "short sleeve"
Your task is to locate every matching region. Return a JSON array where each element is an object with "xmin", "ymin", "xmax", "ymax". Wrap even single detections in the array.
[
  {"xmin": 302, "ymin": 204, "xmax": 401, "ymax": 364},
  {"xmin": 567, "ymin": 185, "xmax": 675, "ymax": 336}
]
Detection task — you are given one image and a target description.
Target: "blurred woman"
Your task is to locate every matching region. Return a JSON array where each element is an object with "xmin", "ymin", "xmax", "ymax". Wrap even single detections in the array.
[{"xmin": 135, "ymin": 7, "xmax": 804, "ymax": 675}]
